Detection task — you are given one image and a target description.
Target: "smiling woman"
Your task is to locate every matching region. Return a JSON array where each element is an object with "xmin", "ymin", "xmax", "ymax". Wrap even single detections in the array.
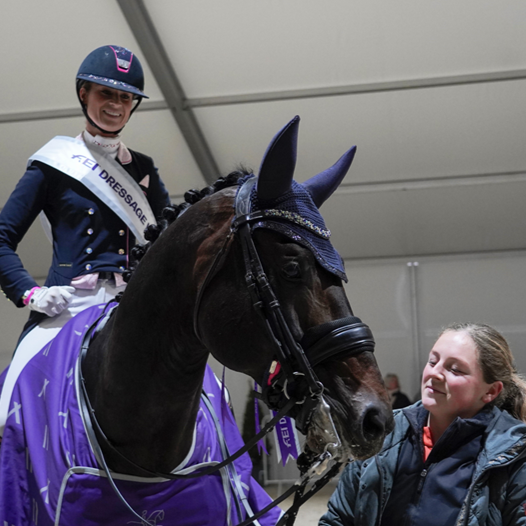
[
  {"xmin": 0, "ymin": 45, "xmax": 171, "ymax": 432},
  {"xmin": 79, "ymin": 83, "xmax": 135, "ymax": 136},
  {"xmin": 421, "ymin": 329, "xmax": 504, "ymax": 440},
  {"xmin": 320, "ymin": 323, "xmax": 526, "ymax": 526}
]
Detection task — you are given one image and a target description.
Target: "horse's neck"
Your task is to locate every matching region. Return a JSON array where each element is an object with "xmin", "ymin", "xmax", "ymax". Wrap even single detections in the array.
[
  {"xmin": 85, "ymin": 292, "xmax": 210, "ymax": 474},
  {"xmin": 84, "ymin": 192, "xmax": 237, "ymax": 474}
]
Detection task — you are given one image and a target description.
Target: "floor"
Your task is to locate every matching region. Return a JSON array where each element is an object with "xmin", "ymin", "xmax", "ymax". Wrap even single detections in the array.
[{"xmin": 265, "ymin": 482, "xmax": 337, "ymax": 525}]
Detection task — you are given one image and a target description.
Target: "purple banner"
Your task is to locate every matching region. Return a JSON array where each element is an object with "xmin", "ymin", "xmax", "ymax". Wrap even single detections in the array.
[{"xmin": 272, "ymin": 412, "xmax": 301, "ymax": 466}]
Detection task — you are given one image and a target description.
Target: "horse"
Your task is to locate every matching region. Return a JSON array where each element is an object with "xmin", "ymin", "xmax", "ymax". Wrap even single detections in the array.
[{"xmin": 0, "ymin": 116, "xmax": 394, "ymax": 526}]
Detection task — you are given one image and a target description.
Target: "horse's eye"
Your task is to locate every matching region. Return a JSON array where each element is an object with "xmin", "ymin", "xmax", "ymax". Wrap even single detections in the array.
[{"xmin": 282, "ymin": 261, "xmax": 301, "ymax": 280}]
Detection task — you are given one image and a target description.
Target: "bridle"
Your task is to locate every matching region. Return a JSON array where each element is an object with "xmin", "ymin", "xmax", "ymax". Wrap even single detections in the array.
[
  {"xmin": 192, "ymin": 175, "xmax": 377, "ymax": 524},
  {"xmin": 80, "ymin": 175, "xmax": 377, "ymax": 526},
  {"xmin": 194, "ymin": 175, "xmax": 376, "ymax": 435}
]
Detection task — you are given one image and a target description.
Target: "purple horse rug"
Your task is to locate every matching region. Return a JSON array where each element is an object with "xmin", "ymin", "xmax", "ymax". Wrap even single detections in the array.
[{"xmin": 0, "ymin": 304, "xmax": 281, "ymax": 525}]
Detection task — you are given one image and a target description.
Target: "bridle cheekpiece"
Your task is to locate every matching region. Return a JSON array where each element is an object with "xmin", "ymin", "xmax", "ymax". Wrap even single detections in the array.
[{"xmin": 232, "ymin": 175, "xmax": 376, "ymax": 436}]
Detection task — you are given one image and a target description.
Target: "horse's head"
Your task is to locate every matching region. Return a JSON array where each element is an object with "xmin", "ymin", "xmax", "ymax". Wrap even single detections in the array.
[{"xmin": 193, "ymin": 116, "xmax": 394, "ymax": 466}]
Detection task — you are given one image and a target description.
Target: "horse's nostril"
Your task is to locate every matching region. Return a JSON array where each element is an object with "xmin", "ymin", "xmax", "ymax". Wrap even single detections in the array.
[{"xmin": 362, "ymin": 408, "xmax": 387, "ymax": 441}]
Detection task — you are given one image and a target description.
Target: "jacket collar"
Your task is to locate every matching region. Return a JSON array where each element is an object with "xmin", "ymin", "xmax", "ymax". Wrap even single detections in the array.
[
  {"xmin": 479, "ymin": 406, "xmax": 526, "ymax": 466},
  {"xmin": 395, "ymin": 403, "xmax": 526, "ymax": 467}
]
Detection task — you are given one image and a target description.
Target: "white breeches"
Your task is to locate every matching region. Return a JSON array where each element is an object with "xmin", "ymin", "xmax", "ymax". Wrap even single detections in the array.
[{"xmin": 0, "ymin": 279, "xmax": 125, "ymax": 435}]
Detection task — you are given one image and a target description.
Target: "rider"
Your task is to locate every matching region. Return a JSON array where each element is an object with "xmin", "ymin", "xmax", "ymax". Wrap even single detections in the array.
[{"xmin": 0, "ymin": 45, "xmax": 171, "ymax": 430}]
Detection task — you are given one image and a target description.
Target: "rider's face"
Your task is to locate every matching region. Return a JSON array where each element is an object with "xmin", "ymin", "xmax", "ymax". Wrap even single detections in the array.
[{"xmin": 80, "ymin": 83, "xmax": 134, "ymax": 136}]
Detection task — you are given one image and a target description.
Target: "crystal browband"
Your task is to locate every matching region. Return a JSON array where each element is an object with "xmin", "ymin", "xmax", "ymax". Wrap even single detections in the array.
[{"xmin": 261, "ymin": 209, "xmax": 331, "ymax": 239}]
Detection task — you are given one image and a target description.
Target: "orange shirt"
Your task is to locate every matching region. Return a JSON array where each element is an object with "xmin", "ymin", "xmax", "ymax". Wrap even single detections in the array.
[{"xmin": 423, "ymin": 426, "xmax": 434, "ymax": 461}]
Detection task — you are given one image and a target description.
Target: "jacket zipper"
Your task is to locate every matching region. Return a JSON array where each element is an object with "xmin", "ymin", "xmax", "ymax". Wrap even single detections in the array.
[
  {"xmin": 375, "ymin": 462, "xmax": 429, "ymax": 526},
  {"xmin": 375, "ymin": 454, "xmax": 384, "ymax": 526},
  {"xmin": 400, "ymin": 468, "xmax": 429, "ymax": 526},
  {"xmin": 417, "ymin": 468, "xmax": 428, "ymax": 493}
]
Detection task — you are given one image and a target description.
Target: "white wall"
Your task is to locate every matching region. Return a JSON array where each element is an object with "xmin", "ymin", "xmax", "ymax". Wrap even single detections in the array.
[{"xmin": 344, "ymin": 250, "xmax": 526, "ymax": 401}]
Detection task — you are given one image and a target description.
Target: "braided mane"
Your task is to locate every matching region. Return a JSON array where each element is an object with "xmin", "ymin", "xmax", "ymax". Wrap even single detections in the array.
[{"xmin": 122, "ymin": 169, "xmax": 250, "ymax": 283}]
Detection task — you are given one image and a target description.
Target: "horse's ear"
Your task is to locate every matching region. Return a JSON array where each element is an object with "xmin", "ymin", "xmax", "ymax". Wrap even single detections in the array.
[
  {"xmin": 303, "ymin": 146, "xmax": 357, "ymax": 208},
  {"xmin": 257, "ymin": 116, "xmax": 300, "ymax": 202}
]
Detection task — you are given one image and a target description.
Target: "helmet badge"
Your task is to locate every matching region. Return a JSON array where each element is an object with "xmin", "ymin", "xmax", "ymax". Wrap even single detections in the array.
[{"xmin": 110, "ymin": 46, "xmax": 133, "ymax": 74}]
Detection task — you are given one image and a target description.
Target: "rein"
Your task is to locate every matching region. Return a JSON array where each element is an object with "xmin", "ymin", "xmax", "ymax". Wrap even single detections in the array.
[
  {"xmin": 79, "ymin": 316, "xmax": 340, "ymax": 526},
  {"xmin": 80, "ymin": 318, "xmax": 296, "ymax": 481}
]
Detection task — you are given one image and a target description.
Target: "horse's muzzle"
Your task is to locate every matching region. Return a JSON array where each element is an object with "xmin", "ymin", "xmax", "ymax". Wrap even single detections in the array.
[{"xmin": 292, "ymin": 316, "xmax": 376, "ymax": 435}]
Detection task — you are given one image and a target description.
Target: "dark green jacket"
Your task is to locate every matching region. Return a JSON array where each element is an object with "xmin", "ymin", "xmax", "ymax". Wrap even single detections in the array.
[{"xmin": 320, "ymin": 403, "xmax": 526, "ymax": 526}]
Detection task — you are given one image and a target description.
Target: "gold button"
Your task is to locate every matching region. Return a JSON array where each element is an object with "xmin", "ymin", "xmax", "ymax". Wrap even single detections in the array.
[
  {"xmin": 87, "ymin": 228, "xmax": 93, "ymax": 235},
  {"xmin": 118, "ymin": 230, "xmax": 125, "ymax": 236},
  {"xmin": 88, "ymin": 208, "xmax": 95, "ymax": 215},
  {"xmin": 119, "ymin": 266, "xmax": 125, "ymax": 272},
  {"xmin": 118, "ymin": 249, "xmax": 125, "ymax": 255},
  {"xmin": 85, "ymin": 264, "xmax": 92, "ymax": 271}
]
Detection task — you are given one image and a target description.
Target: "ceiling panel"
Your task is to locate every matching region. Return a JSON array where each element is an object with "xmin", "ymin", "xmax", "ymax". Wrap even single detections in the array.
[
  {"xmin": 325, "ymin": 180, "xmax": 526, "ymax": 260},
  {"xmin": 145, "ymin": 0, "xmax": 526, "ymax": 97},
  {"xmin": 195, "ymin": 79, "xmax": 526, "ymax": 184}
]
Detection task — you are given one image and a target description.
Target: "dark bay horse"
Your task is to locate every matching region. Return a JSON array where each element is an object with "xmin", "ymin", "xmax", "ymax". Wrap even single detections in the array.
[{"xmin": 0, "ymin": 116, "xmax": 393, "ymax": 525}]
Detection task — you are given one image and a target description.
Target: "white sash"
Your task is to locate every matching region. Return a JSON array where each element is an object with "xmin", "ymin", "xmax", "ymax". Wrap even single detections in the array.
[{"xmin": 28, "ymin": 136, "xmax": 155, "ymax": 244}]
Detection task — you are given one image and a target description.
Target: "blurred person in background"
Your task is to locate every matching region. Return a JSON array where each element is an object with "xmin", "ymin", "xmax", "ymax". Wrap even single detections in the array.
[{"xmin": 384, "ymin": 373, "xmax": 411, "ymax": 409}]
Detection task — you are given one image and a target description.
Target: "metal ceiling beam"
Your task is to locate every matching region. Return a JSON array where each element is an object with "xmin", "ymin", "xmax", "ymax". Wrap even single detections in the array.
[
  {"xmin": 337, "ymin": 170, "xmax": 526, "ymax": 194},
  {"xmin": 3, "ymin": 68, "xmax": 525, "ymax": 123},
  {"xmin": 187, "ymin": 69, "xmax": 526, "ymax": 108},
  {"xmin": 116, "ymin": 0, "xmax": 219, "ymax": 184}
]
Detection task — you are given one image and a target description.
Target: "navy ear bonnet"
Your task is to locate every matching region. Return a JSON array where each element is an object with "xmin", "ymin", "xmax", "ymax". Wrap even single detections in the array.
[
  {"xmin": 236, "ymin": 116, "xmax": 356, "ymax": 283},
  {"xmin": 246, "ymin": 179, "xmax": 348, "ymax": 281}
]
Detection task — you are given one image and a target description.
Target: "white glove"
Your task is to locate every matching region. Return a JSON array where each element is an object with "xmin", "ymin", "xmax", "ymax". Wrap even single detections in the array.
[{"xmin": 27, "ymin": 286, "xmax": 75, "ymax": 317}]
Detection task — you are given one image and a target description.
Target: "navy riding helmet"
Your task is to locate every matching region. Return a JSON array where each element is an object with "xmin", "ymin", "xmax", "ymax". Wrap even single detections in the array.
[{"xmin": 76, "ymin": 45, "xmax": 148, "ymax": 134}]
